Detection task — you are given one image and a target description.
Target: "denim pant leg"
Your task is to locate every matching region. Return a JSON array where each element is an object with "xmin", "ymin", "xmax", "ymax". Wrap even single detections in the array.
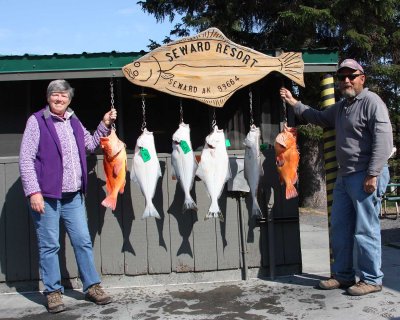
[
  {"xmin": 331, "ymin": 175, "xmax": 356, "ymax": 281},
  {"xmin": 30, "ymin": 198, "xmax": 63, "ymax": 293},
  {"xmin": 346, "ymin": 172, "xmax": 383, "ymax": 285},
  {"xmin": 61, "ymin": 192, "xmax": 100, "ymax": 291},
  {"xmin": 376, "ymin": 165, "xmax": 390, "ymax": 213}
]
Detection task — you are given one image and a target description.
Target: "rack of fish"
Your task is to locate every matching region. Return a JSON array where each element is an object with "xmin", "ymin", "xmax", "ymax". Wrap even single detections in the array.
[{"xmin": 100, "ymin": 121, "xmax": 299, "ymax": 221}]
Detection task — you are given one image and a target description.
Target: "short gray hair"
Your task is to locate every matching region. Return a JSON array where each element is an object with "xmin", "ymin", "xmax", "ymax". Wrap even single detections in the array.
[{"xmin": 46, "ymin": 80, "xmax": 74, "ymax": 99}]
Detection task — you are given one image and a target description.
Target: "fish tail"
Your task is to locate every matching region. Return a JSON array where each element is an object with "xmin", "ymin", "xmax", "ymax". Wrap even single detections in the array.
[
  {"xmin": 205, "ymin": 202, "xmax": 224, "ymax": 222},
  {"xmin": 278, "ymin": 52, "xmax": 305, "ymax": 87},
  {"xmin": 101, "ymin": 195, "xmax": 117, "ymax": 211},
  {"xmin": 183, "ymin": 196, "xmax": 198, "ymax": 213},
  {"xmin": 142, "ymin": 203, "xmax": 161, "ymax": 219},
  {"xmin": 285, "ymin": 184, "xmax": 298, "ymax": 200}
]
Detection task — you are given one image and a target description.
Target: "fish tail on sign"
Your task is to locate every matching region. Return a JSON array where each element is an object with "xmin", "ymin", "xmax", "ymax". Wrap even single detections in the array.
[{"xmin": 320, "ymin": 74, "xmax": 337, "ymax": 275}]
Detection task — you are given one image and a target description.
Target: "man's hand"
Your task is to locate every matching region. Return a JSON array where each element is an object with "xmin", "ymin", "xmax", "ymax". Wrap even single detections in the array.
[{"xmin": 364, "ymin": 175, "xmax": 377, "ymax": 194}]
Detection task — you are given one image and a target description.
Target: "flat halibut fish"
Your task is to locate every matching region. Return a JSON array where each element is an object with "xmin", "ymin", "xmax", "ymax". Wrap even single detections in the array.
[
  {"xmin": 274, "ymin": 125, "xmax": 299, "ymax": 199},
  {"xmin": 123, "ymin": 27, "xmax": 304, "ymax": 107},
  {"xmin": 244, "ymin": 125, "xmax": 264, "ymax": 217},
  {"xmin": 131, "ymin": 128, "xmax": 162, "ymax": 219},
  {"xmin": 196, "ymin": 126, "xmax": 231, "ymax": 221},
  {"xmin": 100, "ymin": 130, "xmax": 127, "ymax": 211},
  {"xmin": 171, "ymin": 122, "xmax": 198, "ymax": 213}
]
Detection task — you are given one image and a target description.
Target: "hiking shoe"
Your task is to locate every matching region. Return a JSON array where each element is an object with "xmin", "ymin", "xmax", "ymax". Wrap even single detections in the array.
[
  {"xmin": 318, "ymin": 278, "xmax": 355, "ymax": 290},
  {"xmin": 46, "ymin": 291, "xmax": 66, "ymax": 313},
  {"xmin": 347, "ymin": 281, "xmax": 382, "ymax": 296},
  {"xmin": 85, "ymin": 284, "xmax": 112, "ymax": 305}
]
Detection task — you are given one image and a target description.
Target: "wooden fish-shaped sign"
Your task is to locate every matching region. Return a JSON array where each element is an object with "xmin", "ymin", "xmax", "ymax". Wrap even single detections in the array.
[{"xmin": 123, "ymin": 28, "xmax": 304, "ymax": 108}]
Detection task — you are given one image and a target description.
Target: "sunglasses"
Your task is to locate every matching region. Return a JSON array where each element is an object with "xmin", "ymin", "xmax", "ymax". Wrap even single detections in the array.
[{"xmin": 337, "ymin": 73, "xmax": 364, "ymax": 81}]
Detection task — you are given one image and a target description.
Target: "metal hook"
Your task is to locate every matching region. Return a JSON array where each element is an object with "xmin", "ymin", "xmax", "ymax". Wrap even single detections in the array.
[{"xmin": 211, "ymin": 108, "xmax": 217, "ymax": 128}]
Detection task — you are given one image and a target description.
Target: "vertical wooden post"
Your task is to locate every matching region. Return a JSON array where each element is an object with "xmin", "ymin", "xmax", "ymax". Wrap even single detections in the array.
[{"xmin": 320, "ymin": 74, "xmax": 337, "ymax": 274}]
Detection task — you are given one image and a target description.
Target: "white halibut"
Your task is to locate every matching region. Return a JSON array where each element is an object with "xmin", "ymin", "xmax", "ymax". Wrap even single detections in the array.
[
  {"xmin": 131, "ymin": 128, "xmax": 162, "ymax": 219},
  {"xmin": 244, "ymin": 125, "xmax": 264, "ymax": 217},
  {"xmin": 171, "ymin": 122, "xmax": 198, "ymax": 213},
  {"xmin": 196, "ymin": 126, "xmax": 231, "ymax": 221}
]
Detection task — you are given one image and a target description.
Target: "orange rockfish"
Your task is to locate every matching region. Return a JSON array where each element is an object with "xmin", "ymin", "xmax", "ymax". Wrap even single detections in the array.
[
  {"xmin": 100, "ymin": 130, "xmax": 127, "ymax": 211},
  {"xmin": 274, "ymin": 125, "xmax": 299, "ymax": 200},
  {"xmin": 123, "ymin": 28, "xmax": 304, "ymax": 108}
]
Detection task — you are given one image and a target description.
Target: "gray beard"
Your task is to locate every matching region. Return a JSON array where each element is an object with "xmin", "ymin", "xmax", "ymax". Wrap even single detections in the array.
[{"xmin": 341, "ymin": 88, "xmax": 356, "ymax": 98}]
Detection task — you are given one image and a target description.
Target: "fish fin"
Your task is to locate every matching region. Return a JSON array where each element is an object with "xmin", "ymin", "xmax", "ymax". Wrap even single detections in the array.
[
  {"xmin": 277, "ymin": 52, "xmax": 305, "ymax": 87},
  {"xmin": 142, "ymin": 203, "xmax": 161, "ymax": 219},
  {"xmin": 243, "ymin": 137, "xmax": 251, "ymax": 147},
  {"xmin": 171, "ymin": 164, "xmax": 177, "ymax": 180},
  {"xmin": 252, "ymin": 200, "xmax": 262, "ymax": 218},
  {"xmin": 130, "ymin": 168, "xmax": 138, "ymax": 183},
  {"xmin": 260, "ymin": 164, "xmax": 264, "ymax": 176},
  {"xmin": 285, "ymin": 184, "xmax": 298, "ymax": 200},
  {"xmin": 101, "ymin": 196, "xmax": 117, "ymax": 211},
  {"xmin": 225, "ymin": 161, "xmax": 232, "ymax": 182},
  {"xmin": 161, "ymin": 72, "xmax": 174, "ymax": 80},
  {"xmin": 113, "ymin": 162, "xmax": 123, "ymax": 177},
  {"xmin": 119, "ymin": 181, "xmax": 126, "ymax": 194},
  {"xmin": 195, "ymin": 164, "xmax": 205, "ymax": 181}
]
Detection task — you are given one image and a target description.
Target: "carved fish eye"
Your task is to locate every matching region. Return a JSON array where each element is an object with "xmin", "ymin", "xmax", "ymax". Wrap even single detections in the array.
[
  {"xmin": 134, "ymin": 62, "xmax": 140, "ymax": 67},
  {"xmin": 133, "ymin": 70, "xmax": 139, "ymax": 77}
]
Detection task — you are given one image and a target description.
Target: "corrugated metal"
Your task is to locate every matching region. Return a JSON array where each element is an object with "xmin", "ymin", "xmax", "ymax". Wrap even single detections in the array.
[{"xmin": 0, "ymin": 49, "xmax": 338, "ymax": 81}]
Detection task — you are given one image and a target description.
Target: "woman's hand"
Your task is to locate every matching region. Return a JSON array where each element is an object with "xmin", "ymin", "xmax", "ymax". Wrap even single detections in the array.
[
  {"xmin": 30, "ymin": 193, "xmax": 45, "ymax": 214},
  {"xmin": 103, "ymin": 108, "xmax": 117, "ymax": 128}
]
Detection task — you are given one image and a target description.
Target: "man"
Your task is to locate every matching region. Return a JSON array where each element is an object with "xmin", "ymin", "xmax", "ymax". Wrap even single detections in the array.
[{"xmin": 280, "ymin": 59, "xmax": 393, "ymax": 296}]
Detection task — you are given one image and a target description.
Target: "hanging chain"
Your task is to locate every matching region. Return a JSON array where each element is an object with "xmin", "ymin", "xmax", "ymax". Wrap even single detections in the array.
[
  {"xmin": 109, "ymin": 78, "xmax": 116, "ymax": 130},
  {"xmin": 179, "ymin": 98, "xmax": 184, "ymax": 123},
  {"xmin": 281, "ymin": 81, "xmax": 287, "ymax": 125},
  {"xmin": 141, "ymin": 89, "xmax": 147, "ymax": 131},
  {"xmin": 249, "ymin": 88, "xmax": 254, "ymax": 126},
  {"xmin": 211, "ymin": 108, "xmax": 217, "ymax": 128}
]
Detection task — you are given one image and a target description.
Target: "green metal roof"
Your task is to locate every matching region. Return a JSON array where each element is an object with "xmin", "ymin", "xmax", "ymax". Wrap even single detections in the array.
[{"xmin": 0, "ymin": 49, "xmax": 338, "ymax": 81}]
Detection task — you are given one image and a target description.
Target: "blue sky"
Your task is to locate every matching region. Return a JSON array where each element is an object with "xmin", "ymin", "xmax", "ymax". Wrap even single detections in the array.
[{"xmin": 0, "ymin": 0, "xmax": 180, "ymax": 55}]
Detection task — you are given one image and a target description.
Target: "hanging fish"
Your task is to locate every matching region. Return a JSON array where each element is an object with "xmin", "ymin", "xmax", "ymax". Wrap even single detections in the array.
[
  {"xmin": 244, "ymin": 125, "xmax": 264, "ymax": 217},
  {"xmin": 171, "ymin": 122, "xmax": 198, "ymax": 213},
  {"xmin": 196, "ymin": 126, "xmax": 231, "ymax": 221},
  {"xmin": 274, "ymin": 125, "xmax": 299, "ymax": 199},
  {"xmin": 100, "ymin": 130, "xmax": 127, "ymax": 211},
  {"xmin": 122, "ymin": 28, "xmax": 304, "ymax": 108},
  {"xmin": 131, "ymin": 128, "xmax": 162, "ymax": 219}
]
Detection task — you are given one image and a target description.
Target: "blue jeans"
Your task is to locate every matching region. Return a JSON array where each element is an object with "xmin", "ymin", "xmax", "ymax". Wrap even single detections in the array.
[
  {"xmin": 30, "ymin": 192, "xmax": 100, "ymax": 293},
  {"xmin": 331, "ymin": 170, "xmax": 383, "ymax": 285},
  {"xmin": 377, "ymin": 165, "xmax": 390, "ymax": 212}
]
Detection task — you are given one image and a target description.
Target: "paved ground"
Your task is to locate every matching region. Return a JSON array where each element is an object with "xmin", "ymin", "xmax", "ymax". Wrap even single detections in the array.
[{"xmin": 0, "ymin": 209, "xmax": 399, "ymax": 320}]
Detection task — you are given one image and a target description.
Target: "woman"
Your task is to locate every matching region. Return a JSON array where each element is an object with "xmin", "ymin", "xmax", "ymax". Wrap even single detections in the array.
[{"xmin": 19, "ymin": 80, "xmax": 115, "ymax": 313}]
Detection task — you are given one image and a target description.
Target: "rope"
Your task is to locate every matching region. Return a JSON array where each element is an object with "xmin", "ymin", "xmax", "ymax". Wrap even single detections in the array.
[
  {"xmin": 179, "ymin": 98, "xmax": 184, "ymax": 123},
  {"xmin": 211, "ymin": 108, "xmax": 216, "ymax": 128},
  {"xmin": 141, "ymin": 89, "xmax": 147, "ymax": 131},
  {"xmin": 249, "ymin": 88, "xmax": 254, "ymax": 126}
]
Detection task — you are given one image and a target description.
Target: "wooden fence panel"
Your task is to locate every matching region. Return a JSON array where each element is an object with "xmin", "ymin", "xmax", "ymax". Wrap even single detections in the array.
[
  {"xmin": 216, "ymin": 189, "xmax": 240, "ymax": 270},
  {"xmin": 0, "ymin": 165, "xmax": 6, "ymax": 281},
  {"xmin": 124, "ymin": 156, "xmax": 148, "ymax": 275},
  {"xmin": 147, "ymin": 158, "xmax": 171, "ymax": 274},
  {"xmin": 193, "ymin": 179, "xmax": 218, "ymax": 271},
  {"xmin": 166, "ymin": 158, "xmax": 195, "ymax": 273},
  {"xmin": 97, "ymin": 155, "xmax": 125, "ymax": 275},
  {"xmin": 4, "ymin": 163, "xmax": 30, "ymax": 281}
]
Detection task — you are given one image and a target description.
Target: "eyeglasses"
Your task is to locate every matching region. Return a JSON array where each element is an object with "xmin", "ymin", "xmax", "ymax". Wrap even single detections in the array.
[{"xmin": 337, "ymin": 73, "xmax": 364, "ymax": 81}]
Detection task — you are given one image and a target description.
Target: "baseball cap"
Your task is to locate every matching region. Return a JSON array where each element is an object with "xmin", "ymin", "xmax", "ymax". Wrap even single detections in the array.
[{"xmin": 337, "ymin": 59, "xmax": 364, "ymax": 73}]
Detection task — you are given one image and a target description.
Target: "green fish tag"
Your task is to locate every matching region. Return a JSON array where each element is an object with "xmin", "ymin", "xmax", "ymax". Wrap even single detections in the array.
[
  {"xmin": 180, "ymin": 140, "xmax": 191, "ymax": 154},
  {"xmin": 225, "ymin": 139, "xmax": 231, "ymax": 147},
  {"xmin": 140, "ymin": 147, "xmax": 151, "ymax": 162},
  {"xmin": 260, "ymin": 143, "xmax": 268, "ymax": 151}
]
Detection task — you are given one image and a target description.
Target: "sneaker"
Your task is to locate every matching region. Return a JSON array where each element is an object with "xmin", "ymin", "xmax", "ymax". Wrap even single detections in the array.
[
  {"xmin": 85, "ymin": 284, "xmax": 112, "ymax": 305},
  {"xmin": 46, "ymin": 291, "xmax": 66, "ymax": 313},
  {"xmin": 347, "ymin": 281, "xmax": 382, "ymax": 296},
  {"xmin": 318, "ymin": 278, "xmax": 355, "ymax": 290}
]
